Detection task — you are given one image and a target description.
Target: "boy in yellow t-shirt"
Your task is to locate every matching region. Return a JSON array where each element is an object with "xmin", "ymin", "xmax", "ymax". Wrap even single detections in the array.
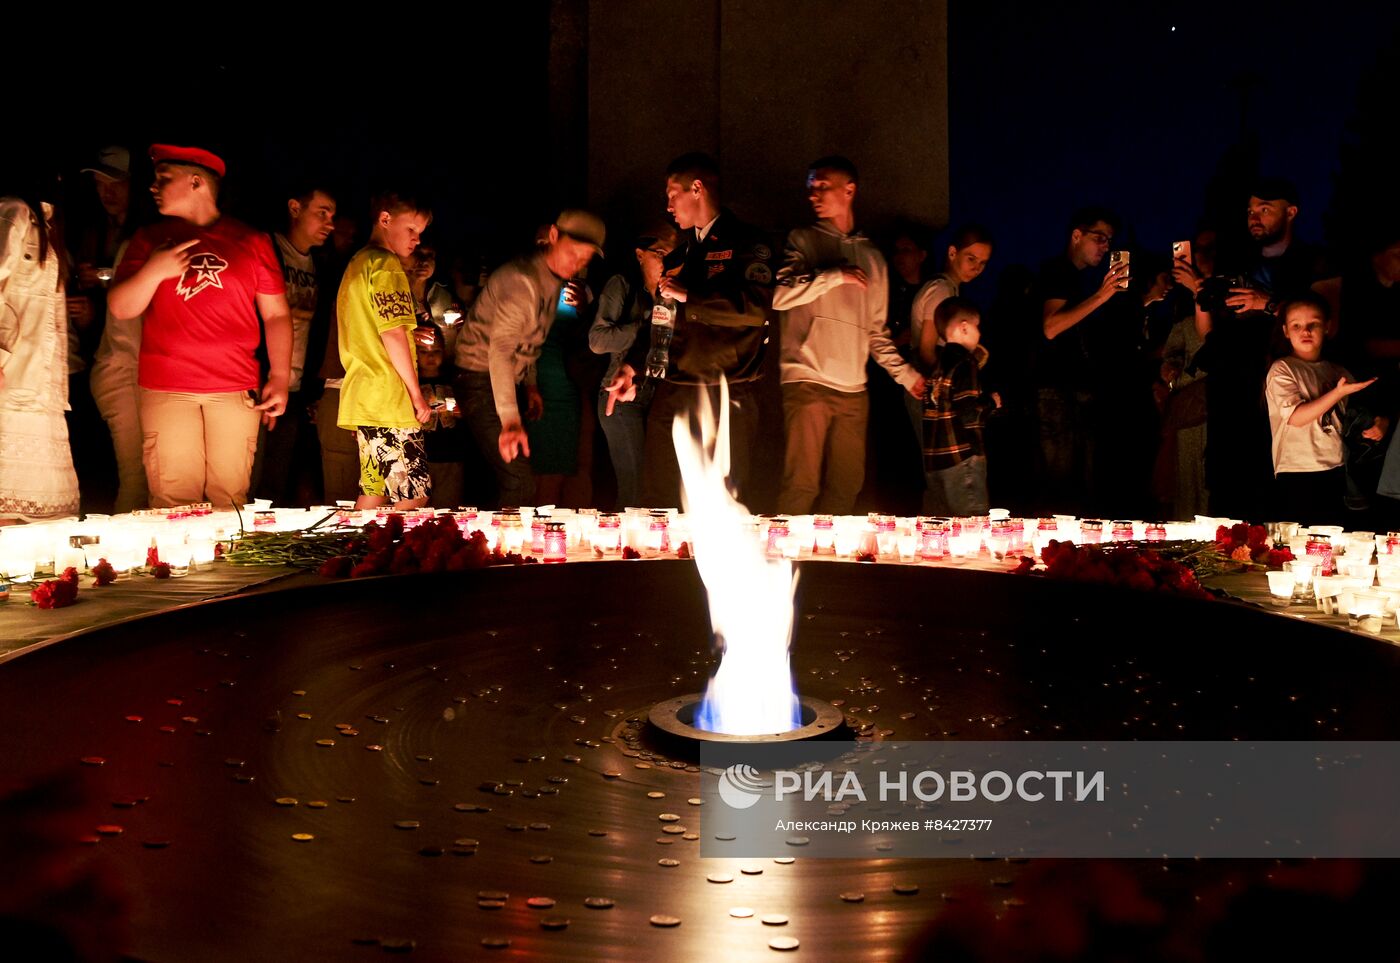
[{"xmin": 337, "ymin": 191, "xmax": 434, "ymax": 509}]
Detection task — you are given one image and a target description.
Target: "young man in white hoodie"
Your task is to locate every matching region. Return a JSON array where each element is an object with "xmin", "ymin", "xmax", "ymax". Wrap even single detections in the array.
[{"xmin": 772, "ymin": 156, "xmax": 925, "ymax": 515}]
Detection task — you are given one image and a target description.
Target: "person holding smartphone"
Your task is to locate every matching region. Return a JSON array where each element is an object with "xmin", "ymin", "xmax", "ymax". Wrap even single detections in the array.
[{"xmin": 1031, "ymin": 205, "xmax": 1128, "ymax": 515}]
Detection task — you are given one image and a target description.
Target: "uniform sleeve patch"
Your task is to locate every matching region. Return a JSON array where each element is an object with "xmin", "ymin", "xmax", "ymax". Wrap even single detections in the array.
[{"xmin": 745, "ymin": 263, "xmax": 773, "ymax": 284}]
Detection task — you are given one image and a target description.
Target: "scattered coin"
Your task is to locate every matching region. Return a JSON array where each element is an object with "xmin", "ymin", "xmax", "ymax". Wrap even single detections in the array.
[
  {"xmin": 583, "ymin": 897, "xmax": 614, "ymax": 909},
  {"xmin": 306, "ymin": 801, "xmax": 328, "ymax": 810},
  {"xmin": 394, "ymin": 820, "xmax": 420, "ymax": 830},
  {"xmin": 682, "ymin": 833, "xmax": 700, "ymax": 841},
  {"xmin": 662, "ymin": 825, "xmax": 686, "ymax": 835},
  {"xmin": 291, "ymin": 833, "xmax": 314, "ymax": 842},
  {"xmin": 769, "ymin": 936, "xmax": 800, "ymax": 951},
  {"xmin": 785, "ymin": 836, "xmax": 810, "ymax": 847},
  {"xmin": 588, "ymin": 829, "xmax": 608, "ymax": 837},
  {"xmin": 840, "ymin": 892, "xmax": 865, "ymax": 903},
  {"xmin": 477, "ymin": 900, "xmax": 506, "ymax": 910},
  {"xmin": 526, "ymin": 897, "xmax": 556, "ymax": 909},
  {"xmin": 540, "ymin": 917, "xmax": 570, "ymax": 931},
  {"xmin": 646, "ymin": 791, "xmax": 665, "ymax": 799},
  {"xmin": 729, "ymin": 907, "xmax": 754, "ymax": 919},
  {"xmin": 650, "ymin": 914, "xmax": 682, "ymax": 927},
  {"xmin": 707, "ymin": 873, "xmax": 734, "ymax": 884},
  {"xmin": 480, "ymin": 937, "xmax": 510, "ymax": 949},
  {"xmin": 314, "ymin": 739, "xmax": 335, "ymax": 748},
  {"xmin": 761, "ymin": 914, "xmax": 789, "ymax": 926},
  {"xmin": 740, "ymin": 866, "xmax": 763, "ymax": 875},
  {"xmin": 658, "ymin": 858, "xmax": 680, "ymax": 867},
  {"xmin": 274, "ymin": 797, "xmax": 298, "ymax": 807},
  {"xmin": 894, "ymin": 883, "xmax": 920, "ymax": 895},
  {"xmin": 687, "ymin": 798, "xmax": 704, "ymax": 806},
  {"xmin": 658, "ymin": 813, "xmax": 681, "ymax": 822},
  {"xmin": 603, "ymin": 770, "xmax": 622, "ymax": 779}
]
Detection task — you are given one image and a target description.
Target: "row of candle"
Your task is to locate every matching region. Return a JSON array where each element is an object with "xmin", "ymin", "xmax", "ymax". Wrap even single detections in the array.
[{"xmin": 7, "ymin": 503, "xmax": 1400, "ymax": 582}]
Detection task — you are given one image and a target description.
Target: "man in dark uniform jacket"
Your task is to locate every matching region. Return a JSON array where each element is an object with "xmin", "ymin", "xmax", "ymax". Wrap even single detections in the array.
[{"xmin": 636, "ymin": 152, "xmax": 775, "ymax": 508}]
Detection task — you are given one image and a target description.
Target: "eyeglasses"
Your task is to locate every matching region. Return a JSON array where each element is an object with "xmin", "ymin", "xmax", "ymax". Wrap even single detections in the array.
[{"xmin": 1082, "ymin": 230, "xmax": 1113, "ymax": 246}]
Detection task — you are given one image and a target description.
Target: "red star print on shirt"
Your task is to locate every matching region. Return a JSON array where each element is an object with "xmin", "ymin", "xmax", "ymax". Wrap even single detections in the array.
[{"xmin": 176, "ymin": 252, "xmax": 230, "ymax": 301}]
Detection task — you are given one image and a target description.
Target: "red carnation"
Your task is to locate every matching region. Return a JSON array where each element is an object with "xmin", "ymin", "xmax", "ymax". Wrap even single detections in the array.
[
  {"xmin": 92, "ymin": 558, "xmax": 118, "ymax": 586},
  {"xmin": 152, "ymin": 562, "xmax": 172, "ymax": 579},
  {"xmin": 622, "ymin": 546, "xmax": 642, "ymax": 560},
  {"xmin": 318, "ymin": 556, "xmax": 355, "ymax": 579}
]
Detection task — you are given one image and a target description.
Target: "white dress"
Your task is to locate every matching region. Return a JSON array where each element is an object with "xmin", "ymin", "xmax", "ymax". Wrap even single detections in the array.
[{"xmin": 0, "ymin": 198, "xmax": 80, "ymax": 520}]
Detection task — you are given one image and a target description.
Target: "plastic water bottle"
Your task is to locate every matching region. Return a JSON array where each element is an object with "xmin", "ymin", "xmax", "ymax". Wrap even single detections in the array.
[{"xmin": 646, "ymin": 294, "xmax": 676, "ymax": 380}]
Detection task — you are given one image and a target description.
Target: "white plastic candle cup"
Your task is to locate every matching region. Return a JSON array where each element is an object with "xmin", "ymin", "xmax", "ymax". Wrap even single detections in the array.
[
  {"xmin": 1288, "ymin": 558, "xmax": 1321, "ymax": 600},
  {"xmin": 1265, "ymin": 569, "xmax": 1294, "ymax": 604}
]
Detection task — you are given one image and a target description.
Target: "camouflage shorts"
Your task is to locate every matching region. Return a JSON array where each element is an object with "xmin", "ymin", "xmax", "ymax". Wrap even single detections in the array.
[{"xmin": 355, "ymin": 427, "xmax": 431, "ymax": 502}]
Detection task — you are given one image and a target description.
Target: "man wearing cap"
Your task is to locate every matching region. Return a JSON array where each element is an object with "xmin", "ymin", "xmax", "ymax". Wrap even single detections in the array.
[
  {"xmin": 1193, "ymin": 177, "xmax": 1328, "ymax": 518},
  {"xmin": 453, "ymin": 210, "xmax": 603, "ymax": 507},
  {"xmin": 107, "ymin": 144, "xmax": 292, "ymax": 509},
  {"xmin": 70, "ymin": 146, "xmax": 135, "ymax": 510}
]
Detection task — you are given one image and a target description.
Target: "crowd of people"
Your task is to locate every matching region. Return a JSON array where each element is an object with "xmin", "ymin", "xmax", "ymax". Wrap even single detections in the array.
[{"xmin": 3, "ymin": 144, "xmax": 1399, "ymax": 530}]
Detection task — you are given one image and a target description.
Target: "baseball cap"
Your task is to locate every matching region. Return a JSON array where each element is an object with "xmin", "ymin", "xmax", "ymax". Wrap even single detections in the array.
[
  {"xmin": 554, "ymin": 209, "xmax": 606, "ymax": 253},
  {"xmin": 80, "ymin": 146, "xmax": 130, "ymax": 181},
  {"xmin": 149, "ymin": 144, "xmax": 226, "ymax": 178},
  {"xmin": 1249, "ymin": 176, "xmax": 1299, "ymax": 207}
]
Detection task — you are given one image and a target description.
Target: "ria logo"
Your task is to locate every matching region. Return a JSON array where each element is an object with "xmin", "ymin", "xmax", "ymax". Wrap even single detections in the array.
[
  {"xmin": 176, "ymin": 252, "xmax": 229, "ymax": 301},
  {"xmin": 717, "ymin": 764, "xmax": 768, "ymax": 810}
]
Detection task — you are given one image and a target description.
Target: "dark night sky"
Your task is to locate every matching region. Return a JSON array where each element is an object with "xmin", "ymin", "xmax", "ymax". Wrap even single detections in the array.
[{"xmin": 12, "ymin": 3, "xmax": 1399, "ymax": 284}]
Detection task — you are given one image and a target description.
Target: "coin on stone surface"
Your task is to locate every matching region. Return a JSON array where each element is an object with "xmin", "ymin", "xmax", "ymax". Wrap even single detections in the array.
[
  {"xmin": 526, "ymin": 897, "xmax": 556, "ymax": 909},
  {"xmin": 583, "ymin": 897, "xmax": 614, "ymax": 909},
  {"xmin": 649, "ymin": 914, "xmax": 681, "ymax": 927},
  {"xmin": 306, "ymin": 801, "xmax": 328, "ymax": 809},
  {"xmin": 740, "ymin": 866, "xmax": 763, "ymax": 875},
  {"xmin": 769, "ymin": 937, "xmax": 800, "ymax": 951},
  {"xmin": 729, "ymin": 907, "xmax": 754, "ymax": 919},
  {"xmin": 394, "ymin": 820, "xmax": 420, "ymax": 830},
  {"xmin": 707, "ymin": 873, "xmax": 734, "ymax": 884},
  {"xmin": 840, "ymin": 892, "xmax": 865, "ymax": 903},
  {"xmin": 291, "ymin": 833, "xmax": 314, "ymax": 842},
  {"xmin": 658, "ymin": 813, "xmax": 681, "ymax": 822},
  {"xmin": 760, "ymin": 914, "xmax": 789, "ymax": 926},
  {"xmin": 893, "ymin": 883, "xmax": 920, "ymax": 895},
  {"xmin": 540, "ymin": 917, "xmax": 570, "ymax": 931},
  {"xmin": 658, "ymin": 858, "xmax": 680, "ymax": 867},
  {"xmin": 315, "ymin": 739, "xmax": 335, "ymax": 748},
  {"xmin": 274, "ymin": 797, "xmax": 298, "ymax": 807}
]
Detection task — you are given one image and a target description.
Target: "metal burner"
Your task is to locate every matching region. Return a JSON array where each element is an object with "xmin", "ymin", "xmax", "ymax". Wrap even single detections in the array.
[{"xmin": 647, "ymin": 693, "xmax": 848, "ymax": 749}]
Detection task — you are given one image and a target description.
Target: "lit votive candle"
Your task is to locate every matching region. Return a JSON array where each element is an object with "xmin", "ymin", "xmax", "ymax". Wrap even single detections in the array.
[{"xmin": 1265, "ymin": 569, "xmax": 1294, "ymax": 605}]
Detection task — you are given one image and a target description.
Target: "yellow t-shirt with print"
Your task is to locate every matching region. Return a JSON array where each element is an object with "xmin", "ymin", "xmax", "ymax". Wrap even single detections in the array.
[{"xmin": 337, "ymin": 246, "xmax": 418, "ymax": 430}]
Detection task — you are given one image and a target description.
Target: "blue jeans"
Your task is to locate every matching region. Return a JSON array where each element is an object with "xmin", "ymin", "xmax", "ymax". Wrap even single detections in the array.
[
  {"xmin": 597, "ymin": 391, "xmax": 648, "ymax": 509},
  {"xmin": 924, "ymin": 455, "xmax": 988, "ymax": 516}
]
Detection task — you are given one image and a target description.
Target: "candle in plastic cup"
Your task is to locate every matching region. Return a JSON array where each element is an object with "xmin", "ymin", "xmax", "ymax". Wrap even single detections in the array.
[{"xmin": 1265, "ymin": 569, "xmax": 1294, "ymax": 604}]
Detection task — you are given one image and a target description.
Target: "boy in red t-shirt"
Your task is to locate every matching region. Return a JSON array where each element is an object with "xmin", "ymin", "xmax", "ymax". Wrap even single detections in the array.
[{"xmin": 108, "ymin": 145, "xmax": 292, "ymax": 509}]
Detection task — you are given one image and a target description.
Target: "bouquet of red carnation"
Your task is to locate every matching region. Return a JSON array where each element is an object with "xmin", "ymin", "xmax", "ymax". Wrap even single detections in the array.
[
  {"xmin": 1014, "ymin": 540, "xmax": 1211, "ymax": 600},
  {"xmin": 1214, "ymin": 523, "xmax": 1294, "ymax": 570},
  {"xmin": 31, "ymin": 567, "xmax": 81, "ymax": 609}
]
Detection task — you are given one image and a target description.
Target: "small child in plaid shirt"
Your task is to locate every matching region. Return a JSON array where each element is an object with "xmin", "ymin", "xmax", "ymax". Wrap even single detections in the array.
[{"xmin": 921, "ymin": 296, "xmax": 1001, "ymax": 514}]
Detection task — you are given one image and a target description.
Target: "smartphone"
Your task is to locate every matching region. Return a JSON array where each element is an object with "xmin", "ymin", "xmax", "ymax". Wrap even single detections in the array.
[
  {"xmin": 1109, "ymin": 249, "xmax": 1131, "ymax": 290},
  {"xmin": 1172, "ymin": 240, "xmax": 1192, "ymax": 263}
]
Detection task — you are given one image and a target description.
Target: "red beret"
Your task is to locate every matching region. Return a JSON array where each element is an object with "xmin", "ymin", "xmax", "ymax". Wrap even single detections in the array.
[{"xmin": 149, "ymin": 144, "xmax": 226, "ymax": 178}]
